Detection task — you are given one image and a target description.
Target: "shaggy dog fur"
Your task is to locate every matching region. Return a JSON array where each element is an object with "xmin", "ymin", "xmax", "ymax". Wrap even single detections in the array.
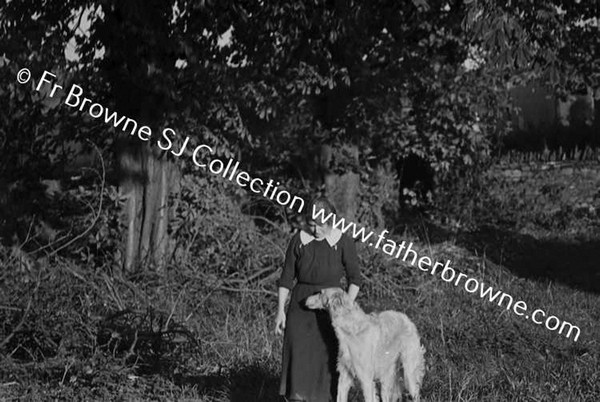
[{"xmin": 305, "ymin": 288, "xmax": 425, "ymax": 402}]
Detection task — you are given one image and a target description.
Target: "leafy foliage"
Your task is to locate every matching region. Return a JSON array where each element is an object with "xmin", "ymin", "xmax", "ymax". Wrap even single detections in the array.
[
  {"xmin": 2, "ymin": 0, "xmax": 597, "ymax": 234},
  {"xmin": 463, "ymin": 0, "xmax": 600, "ymax": 91}
]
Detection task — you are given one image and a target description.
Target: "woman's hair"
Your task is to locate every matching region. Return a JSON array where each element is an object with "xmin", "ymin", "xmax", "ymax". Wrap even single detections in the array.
[{"xmin": 306, "ymin": 196, "xmax": 337, "ymax": 225}]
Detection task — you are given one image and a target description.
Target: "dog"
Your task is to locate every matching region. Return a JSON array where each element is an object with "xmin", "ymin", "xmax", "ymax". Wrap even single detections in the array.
[{"xmin": 305, "ymin": 288, "xmax": 425, "ymax": 402}]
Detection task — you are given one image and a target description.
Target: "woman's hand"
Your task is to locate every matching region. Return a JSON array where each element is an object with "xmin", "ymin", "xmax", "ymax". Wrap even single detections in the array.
[
  {"xmin": 275, "ymin": 287, "xmax": 290, "ymax": 336},
  {"xmin": 275, "ymin": 311, "xmax": 286, "ymax": 336}
]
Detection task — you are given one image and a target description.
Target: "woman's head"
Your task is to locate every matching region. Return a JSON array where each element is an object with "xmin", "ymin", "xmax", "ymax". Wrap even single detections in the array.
[{"xmin": 306, "ymin": 196, "xmax": 337, "ymax": 239}]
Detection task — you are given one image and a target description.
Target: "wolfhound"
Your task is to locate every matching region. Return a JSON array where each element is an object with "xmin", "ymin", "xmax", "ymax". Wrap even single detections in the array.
[{"xmin": 305, "ymin": 288, "xmax": 425, "ymax": 402}]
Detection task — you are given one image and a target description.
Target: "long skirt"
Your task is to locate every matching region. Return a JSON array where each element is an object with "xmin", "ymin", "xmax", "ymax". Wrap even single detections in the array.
[{"xmin": 279, "ymin": 283, "xmax": 339, "ymax": 402}]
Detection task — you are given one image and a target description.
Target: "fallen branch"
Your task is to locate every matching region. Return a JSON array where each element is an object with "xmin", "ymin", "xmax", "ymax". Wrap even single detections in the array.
[{"xmin": 216, "ymin": 286, "xmax": 277, "ymax": 296}]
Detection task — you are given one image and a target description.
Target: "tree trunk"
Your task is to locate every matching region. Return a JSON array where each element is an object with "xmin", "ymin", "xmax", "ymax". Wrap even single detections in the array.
[
  {"xmin": 120, "ymin": 142, "xmax": 174, "ymax": 272},
  {"xmin": 123, "ymin": 179, "xmax": 141, "ymax": 272},
  {"xmin": 319, "ymin": 144, "xmax": 360, "ymax": 222},
  {"xmin": 154, "ymin": 159, "xmax": 172, "ymax": 267},
  {"xmin": 99, "ymin": 0, "xmax": 176, "ymax": 273},
  {"xmin": 325, "ymin": 171, "xmax": 360, "ymax": 222}
]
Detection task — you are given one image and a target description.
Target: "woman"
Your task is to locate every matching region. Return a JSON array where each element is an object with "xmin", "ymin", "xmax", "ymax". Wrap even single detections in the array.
[{"xmin": 275, "ymin": 196, "xmax": 362, "ymax": 402}]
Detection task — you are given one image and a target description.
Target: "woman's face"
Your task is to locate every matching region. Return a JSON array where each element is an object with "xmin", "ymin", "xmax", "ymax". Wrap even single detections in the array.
[{"xmin": 308, "ymin": 219, "xmax": 332, "ymax": 239}]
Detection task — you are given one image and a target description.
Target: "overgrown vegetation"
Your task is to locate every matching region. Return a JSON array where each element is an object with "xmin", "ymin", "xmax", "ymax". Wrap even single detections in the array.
[{"xmin": 2, "ymin": 169, "xmax": 600, "ymax": 401}]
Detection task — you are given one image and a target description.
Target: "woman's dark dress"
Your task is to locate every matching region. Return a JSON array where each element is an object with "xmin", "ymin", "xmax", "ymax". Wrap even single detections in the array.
[{"xmin": 278, "ymin": 230, "xmax": 362, "ymax": 402}]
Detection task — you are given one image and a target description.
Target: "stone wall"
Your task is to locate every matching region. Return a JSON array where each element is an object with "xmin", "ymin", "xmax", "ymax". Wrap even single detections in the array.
[{"xmin": 486, "ymin": 161, "xmax": 600, "ymax": 215}]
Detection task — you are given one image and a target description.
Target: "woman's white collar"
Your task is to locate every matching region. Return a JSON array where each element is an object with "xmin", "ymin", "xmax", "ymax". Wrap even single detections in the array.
[{"xmin": 300, "ymin": 228, "xmax": 343, "ymax": 247}]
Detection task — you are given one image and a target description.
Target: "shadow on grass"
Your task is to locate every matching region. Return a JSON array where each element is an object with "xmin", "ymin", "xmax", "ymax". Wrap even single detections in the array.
[
  {"xmin": 440, "ymin": 224, "xmax": 600, "ymax": 294},
  {"xmin": 175, "ymin": 363, "xmax": 282, "ymax": 402}
]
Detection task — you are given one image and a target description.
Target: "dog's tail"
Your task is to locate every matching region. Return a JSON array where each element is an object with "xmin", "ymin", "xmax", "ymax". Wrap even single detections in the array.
[{"xmin": 399, "ymin": 323, "xmax": 426, "ymax": 401}]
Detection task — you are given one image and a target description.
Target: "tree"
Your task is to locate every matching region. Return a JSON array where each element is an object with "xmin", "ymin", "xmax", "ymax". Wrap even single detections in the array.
[
  {"xmin": 2, "ymin": 0, "xmax": 596, "ymax": 269},
  {"xmin": 223, "ymin": 0, "xmax": 506, "ymax": 210},
  {"xmin": 64, "ymin": 0, "xmax": 256, "ymax": 271}
]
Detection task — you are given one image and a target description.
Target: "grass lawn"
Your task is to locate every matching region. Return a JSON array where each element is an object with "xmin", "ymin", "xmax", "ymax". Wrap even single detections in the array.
[{"xmin": 1, "ymin": 223, "xmax": 599, "ymax": 401}]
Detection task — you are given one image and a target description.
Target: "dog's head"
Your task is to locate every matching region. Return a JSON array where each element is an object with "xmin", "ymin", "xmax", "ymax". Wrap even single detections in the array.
[{"xmin": 305, "ymin": 287, "xmax": 351, "ymax": 314}]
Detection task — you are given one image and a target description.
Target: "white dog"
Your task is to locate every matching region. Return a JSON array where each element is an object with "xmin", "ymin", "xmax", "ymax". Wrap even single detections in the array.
[{"xmin": 305, "ymin": 288, "xmax": 425, "ymax": 402}]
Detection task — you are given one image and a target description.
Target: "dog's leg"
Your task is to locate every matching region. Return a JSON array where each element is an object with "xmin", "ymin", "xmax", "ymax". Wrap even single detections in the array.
[
  {"xmin": 380, "ymin": 368, "xmax": 400, "ymax": 402},
  {"xmin": 400, "ymin": 341, "xmax": 425, "ymax": 402},
  {"xmin": 356, "ymin": 371, "xmax": 377, "ymax": 402},
  {"xmin": 336, "ymin": 366, "xmax": 352, "ymax": 402}
]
